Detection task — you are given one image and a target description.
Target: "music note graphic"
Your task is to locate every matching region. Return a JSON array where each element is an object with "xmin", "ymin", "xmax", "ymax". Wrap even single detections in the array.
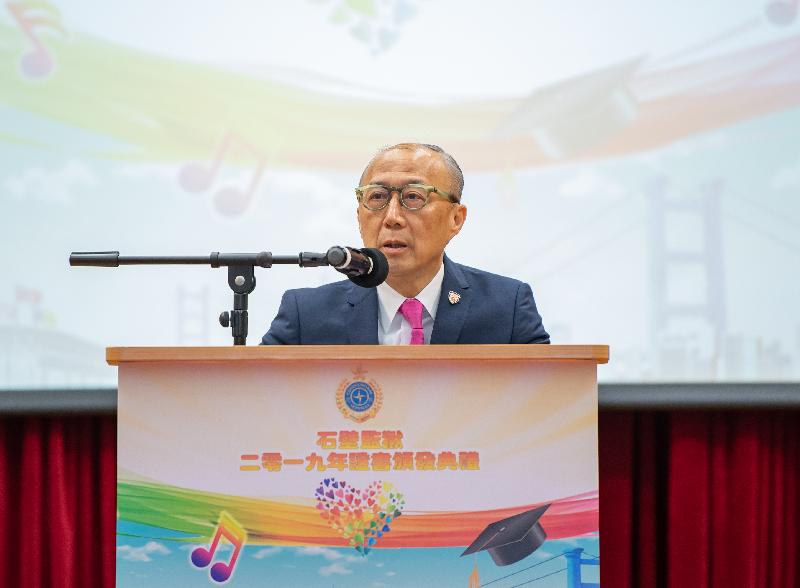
[
  {"xmin": 6, "ymin": 0, "xmax": 67, "ymax": 79},
  {"xmin": 190, "ymin": 511, "xmax": 247, "ymax": 583},
  {"xmin": 765, "ymin": 0, "xmax": 798, "ymax": 25},
  {"xmin": 178, "ymin": 131, "xmax": 267, "ymax": 217}
]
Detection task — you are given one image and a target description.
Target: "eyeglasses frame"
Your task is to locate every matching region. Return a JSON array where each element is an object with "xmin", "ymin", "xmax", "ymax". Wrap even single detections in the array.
[{"xmin": 355, "ymin": 183, "xmax": 460, "ymax": 211}]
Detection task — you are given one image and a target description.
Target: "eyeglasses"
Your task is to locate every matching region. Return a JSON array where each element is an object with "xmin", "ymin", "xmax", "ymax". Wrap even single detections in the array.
[{"xmin": 355, "ymin": 184, "xmax": 459, "ymax": 211}]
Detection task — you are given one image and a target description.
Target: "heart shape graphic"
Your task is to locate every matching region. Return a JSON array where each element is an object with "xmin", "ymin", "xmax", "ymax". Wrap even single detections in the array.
[{"xmin": 315, "ymin": 478, "xmax": 405, "ymax": 555}]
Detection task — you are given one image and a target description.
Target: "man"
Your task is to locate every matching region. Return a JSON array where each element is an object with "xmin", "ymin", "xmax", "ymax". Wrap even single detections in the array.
[{"xmin": 261, "ymin": 143, "xmax": 549, "ymax": 345}]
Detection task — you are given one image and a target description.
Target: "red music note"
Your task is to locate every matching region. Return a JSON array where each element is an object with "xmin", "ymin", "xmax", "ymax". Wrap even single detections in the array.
[
  {"xmin": 190, "ymin": 511, "xmax": 247, "ymax": 583},
  {"xmin": 5, "ymin": 1, "xmax": 66, "ymax": 79},
  {"xmin": 179, "ymin": 131, "xmax": 266, "ymax": 217}
]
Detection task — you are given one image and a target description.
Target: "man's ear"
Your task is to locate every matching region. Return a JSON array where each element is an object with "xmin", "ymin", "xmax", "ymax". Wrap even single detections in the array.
[{"xmin": 450, "ymin": 203, "xmax": 467, "ymax": 237}]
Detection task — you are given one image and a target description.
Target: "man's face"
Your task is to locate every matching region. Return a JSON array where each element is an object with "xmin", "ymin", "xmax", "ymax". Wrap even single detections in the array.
[{"xmin": 357, "ymin": 148, "xmax": 467, "ymax": 291}]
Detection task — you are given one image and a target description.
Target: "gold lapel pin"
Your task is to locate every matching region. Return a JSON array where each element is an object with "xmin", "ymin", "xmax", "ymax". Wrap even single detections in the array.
[{"xmin": 448, "ymin": 290, "xmax": 461, "ymax": 304}]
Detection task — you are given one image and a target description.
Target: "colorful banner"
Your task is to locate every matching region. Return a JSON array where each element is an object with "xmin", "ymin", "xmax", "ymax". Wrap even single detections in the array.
[{"xmin": 117, "ymin": 359, "xmax": 600, "ymax": 587}]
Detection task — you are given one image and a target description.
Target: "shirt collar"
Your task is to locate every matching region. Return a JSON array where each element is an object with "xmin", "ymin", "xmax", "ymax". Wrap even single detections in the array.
[{"xmin": 376, "ymin": 262, "xmax": 445, "ymax": 331}]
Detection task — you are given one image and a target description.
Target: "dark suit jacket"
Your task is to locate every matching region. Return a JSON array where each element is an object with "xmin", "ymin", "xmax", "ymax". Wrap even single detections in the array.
[{"xmin": 261, "ymin": 256, "xmax": 549, "ymax": 345}]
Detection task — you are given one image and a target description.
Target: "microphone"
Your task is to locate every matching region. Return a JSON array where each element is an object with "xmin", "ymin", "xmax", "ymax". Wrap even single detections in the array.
[{"xmin": 326, "ymin": 246, "xmax": 389, "ymax": 288}]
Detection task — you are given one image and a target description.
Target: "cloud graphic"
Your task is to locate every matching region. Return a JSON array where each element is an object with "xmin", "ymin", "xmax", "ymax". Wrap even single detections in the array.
[
  {"xmin": 296, "ymin": 546, "xmax": 342, "ymax": 561},
  {"xmin": 253, "ymin": 546, "xmax": 283, "ymax": 559},
  {"xmin": 295, "ymin": 545, "xmax": 364, "ymax": 564},
  {"xmin": 319, "ymin": 562, "xmax": 353, "ymax": 576},
  {"xmin": 114, "ymin": 162, "xmax": 176, "ymax": 181},
  {"xmin": 3, "ymin": 160, "xmax": 97, "ymax": 204},
  {"xmin": 117, "ymin": 541, "xmax": 171, "ymax": 562}
]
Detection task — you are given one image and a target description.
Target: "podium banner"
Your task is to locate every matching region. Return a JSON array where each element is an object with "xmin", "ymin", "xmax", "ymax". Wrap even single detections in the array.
[{"xmin": 117, "ymin": 359, "xmax": 600, "ymax": 587}]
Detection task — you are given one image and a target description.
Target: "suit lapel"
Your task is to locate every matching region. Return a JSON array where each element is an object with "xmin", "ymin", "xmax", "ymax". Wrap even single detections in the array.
[
  {"xmin": 431, "ymin": 257, "xmax": 471, "ymax": 344},
  {"xmin": 346, "ymin": 283, "xmax": 379, "ymax": 344}
]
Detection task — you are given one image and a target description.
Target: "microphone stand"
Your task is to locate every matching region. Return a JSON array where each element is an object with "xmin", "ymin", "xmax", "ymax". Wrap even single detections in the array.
[{"xmin": 69, "ymin": 251, "xmax": 329, "ymax": 346}]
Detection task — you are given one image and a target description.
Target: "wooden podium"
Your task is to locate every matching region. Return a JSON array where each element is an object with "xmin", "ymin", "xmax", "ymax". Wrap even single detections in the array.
[{"xmin": 109, "ymin": 345, "xmax": 608, "ymax": 588}]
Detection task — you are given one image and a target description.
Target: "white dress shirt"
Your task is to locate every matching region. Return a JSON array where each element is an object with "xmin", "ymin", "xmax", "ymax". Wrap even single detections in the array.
[{"xmin": 376, "ymin": 263, "xmax": 445, "ymax": 345}]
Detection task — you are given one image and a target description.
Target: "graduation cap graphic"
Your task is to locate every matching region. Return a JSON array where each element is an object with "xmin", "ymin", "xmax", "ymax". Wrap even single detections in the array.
[{"xmin": 461, "ymin": 504, "xmax": 551, "ymax": 566}]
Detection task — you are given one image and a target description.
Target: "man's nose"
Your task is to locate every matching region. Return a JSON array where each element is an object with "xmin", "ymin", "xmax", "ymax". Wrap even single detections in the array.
[{"xmin": 382, "ymin": 193, "xmax": 407, "ymax": 226}]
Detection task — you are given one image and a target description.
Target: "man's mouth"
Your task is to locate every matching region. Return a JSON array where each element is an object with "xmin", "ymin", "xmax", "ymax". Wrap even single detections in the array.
[{"xmin": 381, "ymin": 240, "xmax": 408, "ymax": 252}]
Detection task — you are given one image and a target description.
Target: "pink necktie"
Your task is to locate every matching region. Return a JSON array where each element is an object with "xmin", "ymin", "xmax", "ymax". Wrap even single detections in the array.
[{"xmin": 399, "ymin": 298, "xmax": 425, "ymax": 345}]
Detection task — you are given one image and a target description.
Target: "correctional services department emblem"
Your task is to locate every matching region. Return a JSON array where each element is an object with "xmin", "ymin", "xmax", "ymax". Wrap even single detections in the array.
[{"xmin": 336, "ymin": 368, "xmax": 382, "ymax": 423}]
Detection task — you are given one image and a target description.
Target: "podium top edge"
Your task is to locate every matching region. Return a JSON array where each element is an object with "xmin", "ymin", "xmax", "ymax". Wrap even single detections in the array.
[{"xmin": 106, "ymin": 345, "xmax": 609, "ymax": 365}]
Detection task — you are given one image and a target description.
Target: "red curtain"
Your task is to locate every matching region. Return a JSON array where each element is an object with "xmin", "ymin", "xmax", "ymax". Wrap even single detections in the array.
[
  {"xmin": 600, "ymin": 411, "xmax": 800, "ymax": 588},
  {"xmin": 1, "ymin": 411, "xmax": 798, "ymax": 587},
  {"xmin": 0, "ymin": 416, "xmax": 116, "ymax": 588}
]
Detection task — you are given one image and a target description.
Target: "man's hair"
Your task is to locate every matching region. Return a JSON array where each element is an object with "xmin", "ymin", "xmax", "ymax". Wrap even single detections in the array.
[{"xmin": 360, "ymin": 143, "xmax": 464, "ymax": 201}]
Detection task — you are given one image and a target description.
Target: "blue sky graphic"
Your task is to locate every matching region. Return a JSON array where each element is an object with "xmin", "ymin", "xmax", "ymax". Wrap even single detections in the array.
[{"xmin": 117, "ymin": 521, "xmax": 600, "ymax": 587}]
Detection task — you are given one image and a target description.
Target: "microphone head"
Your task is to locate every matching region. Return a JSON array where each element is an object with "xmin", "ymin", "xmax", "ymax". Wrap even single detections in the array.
[{"xmin": 349, "ymin": 247, "xmax": 389, "ymax": 288}]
